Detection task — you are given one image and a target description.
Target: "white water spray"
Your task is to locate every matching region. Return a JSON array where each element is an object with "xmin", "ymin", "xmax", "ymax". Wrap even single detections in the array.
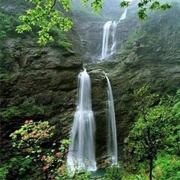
[
  {"xmin": 67, "ymin": 69, "xmax": 97, "ymax": 173},
  {"xmin": 101, "ymin": 8, "xmax": 127, "ymax": 60},
  {"xmin": 105, "ymin": 74, "xmax": 118, "ymax": 164}
]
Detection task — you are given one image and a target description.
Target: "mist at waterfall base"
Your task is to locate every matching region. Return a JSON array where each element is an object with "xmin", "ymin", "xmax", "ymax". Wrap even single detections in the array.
[
  {"xmin": 67, "ymin": 69, "xmax": 97, "ymax": 173},
  {"xmin": 100, "ymin": 8, "xmax": 127, "ymax": 61}
]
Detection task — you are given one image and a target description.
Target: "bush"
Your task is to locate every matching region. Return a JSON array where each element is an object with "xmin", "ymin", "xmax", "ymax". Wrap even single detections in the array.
[
  {"xmin": 154, "ymin": 154, "xmax": 180, "ymax": 180},
  {"xmin": 0, "ymin": 157, "xmax": 32, "ymax": 180},
  {"xmin": 104, "ymin": 164, "xmax": 122, "ymax": 180},
  {"xmin": 10, "ymin": 120, "xmax": 70, "ymax": 180}
]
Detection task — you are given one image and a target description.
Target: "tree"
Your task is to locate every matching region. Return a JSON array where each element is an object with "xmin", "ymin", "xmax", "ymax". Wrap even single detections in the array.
[
  {"xmin": 16, "ymin": 0, "xmax": 171, "ymax": 45},
  {"xmin": 124, "ymin": 86, "xmax": 175, "ymax": 180}
]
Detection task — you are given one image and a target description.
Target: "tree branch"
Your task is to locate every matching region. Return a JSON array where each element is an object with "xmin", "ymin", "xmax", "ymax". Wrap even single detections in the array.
[{"xmin": 50, "ymin": 0, "xmax": 57, "ymax": 11}]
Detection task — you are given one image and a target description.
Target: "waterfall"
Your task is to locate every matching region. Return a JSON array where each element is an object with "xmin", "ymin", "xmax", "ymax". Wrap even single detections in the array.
[
  {"xmin": 101, "ymin": 21, "xmax": 112, "ymax": 60},
  {"xmin": 67, "ymin": 69, "xmax": 97, "ymax": 173},
  {"xmin": 119, "ymin": 8, "xmax": 127, "ymax": 22},
  {"xmin": 110, "ymin": 21, "xmax": 118, "ymax": 56},
  {"xmin": 105, "ymin": 74, "xmax": 118, "ymax": 164},
  {"xmin": 100, "ymin": 8, "xmax": 127, "ymax": 60}
]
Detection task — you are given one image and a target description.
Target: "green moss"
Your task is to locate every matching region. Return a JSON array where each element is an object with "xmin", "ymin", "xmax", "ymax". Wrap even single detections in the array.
[{"xmin": 1, "ymin": 98, "xmax": 47, "ymax": 121}]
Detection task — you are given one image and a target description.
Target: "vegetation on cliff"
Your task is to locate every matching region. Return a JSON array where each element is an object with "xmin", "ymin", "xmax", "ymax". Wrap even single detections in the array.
[
  {"xmin": 124, "ymin": 86, "xmax": 180, "ymax": 180},
  {"xmin": 15, "ymin": 0, "xmax": 171, "ymax": 45},
  {"xmin": 0, "ymin": 87, "xmax": 179, "ymax": 179}
]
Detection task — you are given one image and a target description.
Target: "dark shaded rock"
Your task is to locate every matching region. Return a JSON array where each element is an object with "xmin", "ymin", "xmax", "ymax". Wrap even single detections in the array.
[{"xmin": 0, "ymin": 36, "xmax": 83, "ymax": 164}]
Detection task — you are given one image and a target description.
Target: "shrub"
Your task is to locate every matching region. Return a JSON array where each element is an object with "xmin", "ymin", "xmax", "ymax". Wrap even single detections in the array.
[
  {"xmin": 104, "ymin": 164, "xmax": 122, "ymax": 180},
  {"xmin": 10, "ymin": 120, "xmax": 70, "ymax": 180},
  {"xmin": 154, "ymin": 154, "xmax": 180, "ymax": 180}
]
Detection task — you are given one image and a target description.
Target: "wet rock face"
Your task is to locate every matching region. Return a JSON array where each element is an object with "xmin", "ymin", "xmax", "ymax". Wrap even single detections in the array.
[
  {"xmin": 86, "ymin": 44, "xmax": 180, "ymax": 166},
  {"xmin": 71, "ymin": 3, "xmax": 139, "ymax": 61},
  {"xmin": 89, "ymin": 69, "xmax": 108, "ymax": 163},
  {"xmin": 83, "ymin": 5, "xmax": 180, "ymax": 165},
  {"xmin": 73, "ymin": 20, "xmax": 138, "ymax": 61},
  {"xmin": 0, "ymin": 39, "xmax": 83, "ymax": 158}
]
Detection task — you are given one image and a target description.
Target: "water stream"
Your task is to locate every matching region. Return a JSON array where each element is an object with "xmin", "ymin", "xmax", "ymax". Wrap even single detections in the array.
[
  {"xmin": 67, "ymin": 69, "xmax": 97, "ymax": 172},
  {"xmin": 105, "ymin": 74, "xmax": 118, "ymax": 164},
  {"xmin": 101, "ymin": 8, "xmax": 127, "ymax": 60}
]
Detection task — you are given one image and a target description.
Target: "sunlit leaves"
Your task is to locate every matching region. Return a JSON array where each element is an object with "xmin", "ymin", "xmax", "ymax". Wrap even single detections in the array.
[
  {"xmin": 16, "ymin": 0, "xmax": 172, "ymax": 45},
  {"xmin": 120, "ymin": 0, "xmax": 172, "ymax": 20},
  {"xmin": 16, "ymin": 0, "xmax": 73, "ymax": 45},
  {"xmin": 59, "ymin": 0, "xmax": 72, "ymax": 11},
  {"xmin": 90, "ymin": 0, "xmax": 104, "ymax": 13}
]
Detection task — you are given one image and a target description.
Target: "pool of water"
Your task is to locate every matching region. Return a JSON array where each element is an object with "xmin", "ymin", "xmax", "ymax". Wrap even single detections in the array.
[{"xmin": 90, "ymin": 169, "xmax": 106, "ymax": 179}]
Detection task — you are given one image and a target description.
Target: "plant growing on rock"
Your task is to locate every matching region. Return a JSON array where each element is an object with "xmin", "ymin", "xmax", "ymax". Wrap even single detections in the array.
[
  {"xmin": 124, "ymin": 86, "xmax": 178, "ymax": 180},
  {"xmin": 10, "ymin": 120, "xmax": 70, "ymax": 180}
]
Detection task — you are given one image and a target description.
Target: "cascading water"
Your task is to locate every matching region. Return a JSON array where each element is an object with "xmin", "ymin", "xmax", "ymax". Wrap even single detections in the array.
[
  {"xmin": 101, "ymin": 21, "xmax": 112, "ymax": 60},
  {"xmin": 119, "ymin": 8, "xmax": 127, "ymax": 22},
  {"xmin": 105, "ymin": 74, "xmax": 118, "ymax": 164},
  {"xmin": 110, "ymin": 21, "xmax": 118, "ymax": 56},
  {"xmin": 100, "ymin": 8, "xmax": 127, "ymax": 60},
  {"xmin": 67, "ymin": 69, "xmax": 97, "ymax": 173}
]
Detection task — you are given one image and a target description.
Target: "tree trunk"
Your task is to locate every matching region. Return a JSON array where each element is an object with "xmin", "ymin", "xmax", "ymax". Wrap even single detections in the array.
[{"xmin": 149, "ymin": 158, "xmax": 153, "ymax": 180}]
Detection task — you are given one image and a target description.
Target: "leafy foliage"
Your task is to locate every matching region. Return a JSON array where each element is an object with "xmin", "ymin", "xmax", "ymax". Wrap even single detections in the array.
[
  {"xmin": 10, "ymin": 120, "xmax": 70, "ymax": 180},
  {"xmin": 0, "ymin": 157, "xmax": 32, "ymax": 180},
  {"xmin": 124, "ymin": 86, "xmax": 179, "ymax": 180},
  {"xmin": 104, "ymin": 164, "xmax": 122, "ymax": 180},
  {"xmin": 0, "ymin": 10, "xmax": 19, "ymax": 40},
  {"xmin": 120, "ymin": 0, "xmax": 171, "ymax": 21},
  {"xmin": 7, "ymin": 157, "xmax": 32, "ymax": 179},
  {"xmin": 16, "ymin": 0, "xmax": 172, "ymax": 45},
  {"xmin": 16, "ymin": 0, "xmax": 73, "ymax": 45},
  {"xmin": 0, "ymin": 165, "xmax": 8, "ymax": 180},
  {"xmin": 9, "ymin": 120, "xmax": 92, "ymax": 179},
  {"xmin": 154, "ymin": 154, "xmax": 180, "ymax": 180},
  {"xmin": 73, "ymin": 171, "xmax": 90, "ymax": 180}
]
